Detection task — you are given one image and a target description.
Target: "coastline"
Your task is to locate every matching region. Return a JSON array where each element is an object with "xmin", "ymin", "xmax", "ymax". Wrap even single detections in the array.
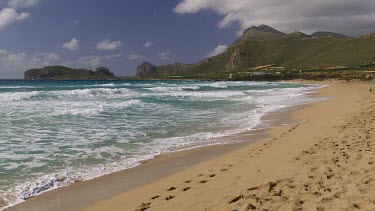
[
  {"xmin": 6, "ymin": 82, "xmax": 314, "ymax": 211},
  {"xmin": 8, "ymin": 80, "xmax": 374, "ymax": 210}
]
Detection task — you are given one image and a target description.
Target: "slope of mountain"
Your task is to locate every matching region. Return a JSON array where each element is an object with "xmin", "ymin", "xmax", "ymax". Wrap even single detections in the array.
[
  {"xmin": 311, "ymin": 31, "xmax": 348, "ymax": 38},
  {"xmin": 135, "ymin": 62, "xmax": 192, "ymax": 77},
  {"xmin": 25, "ymin": 66, "xmax": 116, "ymax": 80},
  {"xmin": 135, "ymin": 25, "xmax": 375, "ymax": 78},
  {"xmin": 241, "ymin": 24, "xmax": 286, "ymax": 40}
]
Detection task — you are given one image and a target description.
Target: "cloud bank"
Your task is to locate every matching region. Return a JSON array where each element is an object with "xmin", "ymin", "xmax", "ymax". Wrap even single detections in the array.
[
  {"xmin": 0, "ymin": 8, "xmax": 29, "ymax": 30},
  {"xmin": 0, "ymin": 50, "xmax": 60, "ymax": 78},
  {"xmin": 175, "ymin": 0, "xmax": 375, "ymax": 35}
]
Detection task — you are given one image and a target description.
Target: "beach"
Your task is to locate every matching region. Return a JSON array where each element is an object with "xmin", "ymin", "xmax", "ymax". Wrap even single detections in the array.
[{"xmin": 8, "ymin": 81, "xmax": 375, "ymax": 211}]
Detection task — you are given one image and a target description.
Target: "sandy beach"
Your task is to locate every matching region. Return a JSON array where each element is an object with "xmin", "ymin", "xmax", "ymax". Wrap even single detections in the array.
[{"xmin": 9, "ymin": 81, "xmax": 375, "ymax": 211}]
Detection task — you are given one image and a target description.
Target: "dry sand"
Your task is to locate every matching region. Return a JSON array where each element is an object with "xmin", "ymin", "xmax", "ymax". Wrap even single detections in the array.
[{"xmin": 8, "ymin": 81, "xmax": 375, "ymax": 211}]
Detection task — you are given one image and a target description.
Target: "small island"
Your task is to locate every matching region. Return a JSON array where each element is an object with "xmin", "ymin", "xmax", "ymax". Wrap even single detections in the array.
[{"xmin": 24, "ymin": 66, "xmax": 116, "ymax": 80}]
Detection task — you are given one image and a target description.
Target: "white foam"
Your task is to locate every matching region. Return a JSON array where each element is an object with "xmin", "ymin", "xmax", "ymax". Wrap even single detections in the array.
[{"xmin": 0, "ymin": 81, "xmax": 324, "ymax": 209}]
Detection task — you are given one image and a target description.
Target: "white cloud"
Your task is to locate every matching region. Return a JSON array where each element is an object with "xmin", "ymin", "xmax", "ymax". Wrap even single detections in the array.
[
  {"xmin": 105, "ymin": 53, "xmax": 122, "ymax": 59},
  {"xmin": 8, "ymin": 0, "xmax": 41, "ymax": 8},
  {"xmin": 144, "ymin": 41, "xmax": 153, "ymax": 48},
  {"xmin": 0, "ymin": 50, "xmax": 61, "ymax": 78},
  {"xmin": 128, "ymin": 54, "xmax": 144, "ymax": 61},
  {"xmin": 76, "ymin": 56, "xmax": 101, "ymax": 68},
  {"xmin": 62, "ymin": 38, "xmax": 79, "ymax": 51},
  {"xmin": 207, "ymin": 44, "xmax": 228, "ymax": 57},
  {"xmin": 158, "ymin": 51, "xmax": 171, "ymax": 60},
  {"xmin": 96, "ymin": 39, "xmax": 122, "ymax": 50},
  {"xmin": 174, "ymin": 0, "xmax": 375, "ymax": 36},
  {"xmin": 71, "ymin": 54, "xmax": 122, "ymax": 69},
  {"xmin": 0, "ymin": 8, "xmax": 30, "ymax": 30}
]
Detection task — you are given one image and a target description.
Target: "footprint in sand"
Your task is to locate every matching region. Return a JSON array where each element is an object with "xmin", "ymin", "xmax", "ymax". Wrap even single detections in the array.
[
  {"xmin": 167, "ymin": 187, "xmax": 177, "ymax": 191},
  {"xmin": 136, "ymin": 202, "xmax": 151, "ymax": 211},
  {"xmin": 182, "ymin": 187, "xmax": 191, "ymax": 191},
  {"xmin": 228, "ymin": 195, "xmax": 243, "ymax": 204},
  {"xmin": 165, "ymin": 196, "xmax": 175, "ymax": 201}
]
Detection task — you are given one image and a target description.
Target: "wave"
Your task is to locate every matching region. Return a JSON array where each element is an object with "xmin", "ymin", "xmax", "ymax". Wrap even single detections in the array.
[
  {"xmin": 1, "ymin": 155, "xmax": 153, "ymax": 209},
  {"xmin": 1, "ymin": 88, "xmax": 134, "ymax": 101},
  {"xmin": 54, "ymin": 100, "xmax": 145, "ymax": 116},
  {"xmin": 0, "ymin": 81, "xmax": 323, "ymax": 209}
]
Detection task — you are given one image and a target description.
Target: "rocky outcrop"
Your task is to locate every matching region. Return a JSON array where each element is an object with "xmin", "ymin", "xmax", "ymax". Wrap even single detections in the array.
[
  {"xmin": 24, "ymin": 66, "xmax": 116, "ymax": 80},
  {"xmin": 95, "ymin": 67, "xmax": 115, "ymax": 77},
  {"xmin": 135, "ymin": 62, "xmax": 157, "ymax": 77},
  {"xmin": 360, "ymin": 32, "xmax": 375, "ymax": 40},
  {"xmin": 226, "ymin": 48, "xmax": 251, "ymax": 69}
]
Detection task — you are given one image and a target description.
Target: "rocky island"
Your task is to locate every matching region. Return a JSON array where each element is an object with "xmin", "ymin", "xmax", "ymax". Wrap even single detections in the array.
[{"xmin": 24, "ymin": 66, "xmax": 116, "ymax": 80}]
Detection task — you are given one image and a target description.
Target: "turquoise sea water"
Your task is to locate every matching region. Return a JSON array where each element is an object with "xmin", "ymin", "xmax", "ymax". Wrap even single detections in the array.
[{"xmin": 0, "ymin": 80, "xmax": 320, "ymax": 207}]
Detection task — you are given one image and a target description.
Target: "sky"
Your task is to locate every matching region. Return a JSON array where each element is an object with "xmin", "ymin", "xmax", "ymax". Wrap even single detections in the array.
[{"xmin": 1, "ymin": 0, "xmax": 375, "ymax": 79}]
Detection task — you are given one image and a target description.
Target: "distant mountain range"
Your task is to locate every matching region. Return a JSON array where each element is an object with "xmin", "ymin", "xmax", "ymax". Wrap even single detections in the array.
[
  {"xmin": 25, "ymin": 66, "xmax": 115, "ymax": 80},
  {"xmin": 135, "ymin": 25, "xmax": 375, "ymax": 78}
]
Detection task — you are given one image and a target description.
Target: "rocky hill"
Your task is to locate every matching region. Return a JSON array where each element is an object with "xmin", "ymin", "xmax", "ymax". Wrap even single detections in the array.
[
  {"xmin": 135, "ymin": 62, "xmax": 192, "ymax": 77},
  {"xmin": 134, "ymin": 25, "xmax": 375, "ymax": 78},
  {"xmin": 25, "ymin": 66, "xmax": 115, "ymax": 80}
]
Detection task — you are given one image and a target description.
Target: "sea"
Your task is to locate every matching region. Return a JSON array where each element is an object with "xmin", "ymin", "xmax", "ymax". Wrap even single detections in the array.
[{"xmin": 0, "ymin": 80, "xmax": 322, "ymax": 208}]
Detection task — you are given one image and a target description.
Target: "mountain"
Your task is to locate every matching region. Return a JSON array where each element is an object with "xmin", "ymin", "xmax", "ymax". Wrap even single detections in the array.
[
  {"xmin": 241, "ymin": 24, "xmax": 286, "ymax": 41},
  {"xmin": 135, "ymin": 62, "xmax": 191, "ymax": 77},
  {"xmin": 288, "ymin": 31, "xmax": 311, "ymax": 38},
  {"xmin": 136, "ymin": 62, "xmax": 157, "ymax": 77},
  {"xmin": 311, "ymin": 31, "xmax": 348, "ymax": 38},
  {"xmin": 135, "ymin": 25, "xmax": 375, "ymax": 78},
  {"xmin": 25, "ymin": 66, "xmax": 115, "ymax": 80}
]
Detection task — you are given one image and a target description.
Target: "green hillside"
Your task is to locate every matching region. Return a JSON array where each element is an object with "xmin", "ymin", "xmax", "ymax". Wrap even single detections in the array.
[{"xmin": 135, "ymin": 25, "xmax": 375, "ymax": 79}]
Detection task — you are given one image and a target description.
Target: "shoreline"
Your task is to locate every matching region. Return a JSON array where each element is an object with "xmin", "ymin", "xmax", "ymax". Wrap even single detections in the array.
[
  {"xmin": 9, "ymin": 80, "xmax": 374, "ymax": 211},
  {"xmin": 85, "ymin": 81, "xmax": 374, "ymax": 210},
  {"xmin": 5, "ymin": 82, "xmax": 320, "ymax": 211}
]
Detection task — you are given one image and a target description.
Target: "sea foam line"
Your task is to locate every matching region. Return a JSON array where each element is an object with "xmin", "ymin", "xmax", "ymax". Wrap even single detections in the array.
[{"xmin": 0, "ymin": 83, "xmax": 323, "ymax": 210}]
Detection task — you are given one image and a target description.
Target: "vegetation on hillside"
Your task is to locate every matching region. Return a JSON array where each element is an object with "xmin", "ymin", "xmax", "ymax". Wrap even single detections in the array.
[{"xmin": 135, "ymin": 25, "xmax": 375, "ymax": 81}]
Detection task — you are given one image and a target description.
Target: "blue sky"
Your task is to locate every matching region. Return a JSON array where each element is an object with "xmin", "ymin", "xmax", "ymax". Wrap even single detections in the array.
[
  {"xmin": 0, "ymin": 0, "xmax": 238, "ymax": 78},
  {"xmin": 1, "ymin": 0, "xmax": 375, "ymax": 78}
]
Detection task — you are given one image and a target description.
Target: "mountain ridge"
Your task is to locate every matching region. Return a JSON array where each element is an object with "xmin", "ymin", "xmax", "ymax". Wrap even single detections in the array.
[
  {"xmin": 25, "ymin": 66, "xmax": 116, "ymax": 80},
  {"xmin": 134, "ymin": 25, "xmax": 375, "ymax": 78}
]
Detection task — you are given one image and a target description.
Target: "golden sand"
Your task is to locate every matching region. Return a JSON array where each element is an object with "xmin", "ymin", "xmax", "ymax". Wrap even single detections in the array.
[{"xmin": 85, "ymin": 81, "xmax": 375, "ymax": 211}]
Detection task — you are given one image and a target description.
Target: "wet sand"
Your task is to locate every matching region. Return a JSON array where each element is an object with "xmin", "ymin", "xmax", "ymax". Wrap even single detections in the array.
[{"xmin": 9, "ymin": 81, "xmax": 375, "ymax": 211}]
